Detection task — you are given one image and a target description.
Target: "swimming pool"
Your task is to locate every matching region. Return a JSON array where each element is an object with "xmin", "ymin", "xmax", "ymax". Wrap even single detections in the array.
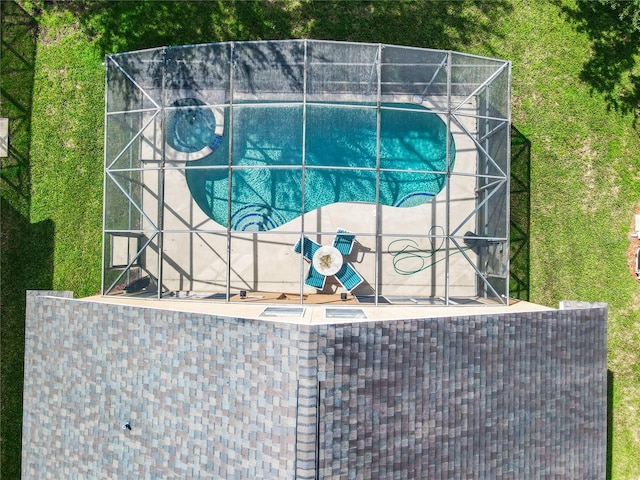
[{"xmin": 175, "ymin": 102, "xmax": 455, "ymax": 231}]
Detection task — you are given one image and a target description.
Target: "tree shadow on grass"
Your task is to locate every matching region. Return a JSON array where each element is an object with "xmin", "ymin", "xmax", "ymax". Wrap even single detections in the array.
[
  {"xmin": 560, "ymin": 1, "xmax": 640, "ymax": 127},
  {"xmin": 45, "ymin": 0, "xmax": 298, "ymax": 54},
  {"xmin": 49, "ymin": 0, "xmax": 512, "ymax": 57},
  {"xmin": 291, "ymin": 0, "xmax": 513, "ymax": 52}
]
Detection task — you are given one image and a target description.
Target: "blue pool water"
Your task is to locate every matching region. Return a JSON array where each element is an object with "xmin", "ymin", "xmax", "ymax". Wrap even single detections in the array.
[{"xmin": 178, "ymin": 103, "xmax": 455, "ymax": 231}]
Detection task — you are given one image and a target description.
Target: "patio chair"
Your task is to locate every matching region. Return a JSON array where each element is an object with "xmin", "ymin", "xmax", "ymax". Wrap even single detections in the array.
[
  {"xmin": 334, "ymin": 263, "xmax": 363, "ymax": 292},
  {"xmin": 305, "ymin": 264, "xmax": 327, "ymax": 289},
  {"xmin": 293, "ymin": 236, "xmax": 321, "ymax": 262},
  {"xmin": 333, "ymin": 228, "xmax": 355, "ymax": 256}
]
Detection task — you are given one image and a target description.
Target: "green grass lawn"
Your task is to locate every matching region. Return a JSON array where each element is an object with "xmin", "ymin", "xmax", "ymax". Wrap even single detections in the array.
[{"xmin": 2, "ymin": 0, "xmax": 639, "ymax": 477}]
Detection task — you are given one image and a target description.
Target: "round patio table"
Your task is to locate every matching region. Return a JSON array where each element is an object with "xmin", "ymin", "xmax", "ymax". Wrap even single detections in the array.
[{"xmin": 312, "ymin": 245, "xmax": 343, "ymax": 276}]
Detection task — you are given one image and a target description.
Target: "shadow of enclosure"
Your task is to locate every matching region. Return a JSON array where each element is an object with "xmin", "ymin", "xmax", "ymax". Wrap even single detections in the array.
[{"xmin": 509, "ymin": 125, "xmax": 531, "ymax": 301}]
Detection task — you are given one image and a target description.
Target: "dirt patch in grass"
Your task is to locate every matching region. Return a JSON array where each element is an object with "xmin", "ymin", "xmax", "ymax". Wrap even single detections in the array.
[{"xmin": 627, "ymin": 203, "xmax": 640, "ymax": 282}]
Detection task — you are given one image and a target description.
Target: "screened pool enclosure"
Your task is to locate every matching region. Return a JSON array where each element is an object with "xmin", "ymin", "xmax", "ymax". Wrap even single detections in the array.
[{"xmin": 102, "ymin": 40, "xmax": 511, "ymax": 305}]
